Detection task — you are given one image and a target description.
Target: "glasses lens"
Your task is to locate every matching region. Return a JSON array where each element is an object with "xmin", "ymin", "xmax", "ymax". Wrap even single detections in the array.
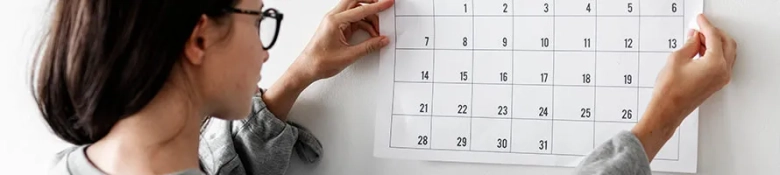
[{"xmin": 260, "ymin": 17, "xmax": 278, "ymax": 49}]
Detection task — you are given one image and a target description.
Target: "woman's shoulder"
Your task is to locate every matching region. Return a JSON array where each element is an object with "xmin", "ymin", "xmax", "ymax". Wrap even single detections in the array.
[{"xmin": 49, "ymin": 145, "xmax": 106, "ymax": 175}]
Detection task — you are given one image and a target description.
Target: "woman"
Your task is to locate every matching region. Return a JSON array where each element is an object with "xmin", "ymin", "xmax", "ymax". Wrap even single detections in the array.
[
  {"xmin": 33, "ymin": 0, "xmax": 736, "ymax": 175},
  {"xmin": 36, "ymin": 0, "xmax": 392, "ymax": 174}
]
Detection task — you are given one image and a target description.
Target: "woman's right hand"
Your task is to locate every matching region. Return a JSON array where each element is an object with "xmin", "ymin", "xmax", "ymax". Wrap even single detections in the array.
[
  {"xmin": 651, "ymin": 14, "xmax": 737, "ymax": 124},
  {"xmin": 633, "ymin": 14, "xmax": 737, "ymax": 161}
]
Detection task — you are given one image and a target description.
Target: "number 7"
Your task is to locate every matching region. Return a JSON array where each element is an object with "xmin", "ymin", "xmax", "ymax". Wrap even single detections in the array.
[{"xmin": 425, "ymin": 36, "xmax": 430, "ymax": 46}]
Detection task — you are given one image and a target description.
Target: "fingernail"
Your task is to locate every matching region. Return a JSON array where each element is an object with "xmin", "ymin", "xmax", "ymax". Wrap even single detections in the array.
[{"xmin": 380, "ymin": 36, "xmax": 389, "ymax": 45}]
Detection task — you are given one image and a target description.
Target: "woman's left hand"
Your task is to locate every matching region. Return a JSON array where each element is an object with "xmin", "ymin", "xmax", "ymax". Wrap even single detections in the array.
[{"xmin": 291, "ymin": 0, "xmax": 394, "ymax": 83}]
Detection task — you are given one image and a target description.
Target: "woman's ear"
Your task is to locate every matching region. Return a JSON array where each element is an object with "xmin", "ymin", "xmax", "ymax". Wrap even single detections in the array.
[{"xmin": 183, "ymin": 15, "xmax": 211, "ymax": 65}]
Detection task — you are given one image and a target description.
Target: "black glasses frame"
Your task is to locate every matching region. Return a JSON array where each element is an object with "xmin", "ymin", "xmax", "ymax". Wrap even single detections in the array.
[{"xmin": 224, "ymin": 7, "xmax": 284, "ymax": 50}]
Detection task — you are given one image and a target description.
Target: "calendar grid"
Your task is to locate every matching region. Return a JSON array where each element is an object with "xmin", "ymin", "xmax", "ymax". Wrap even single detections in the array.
[
  {"xmin": 593, "ymin": 0, "xmax": 598, "ymax": 150},
  {"xmin": 388, "ymin": 0, "xmax": 686, "ymax": 160},
  {"xmin": 468, "ymin": 0, "xmax": 475, "ymax": 151},
  {"xmin": 509, "ymin": 0, "xmax": 515, "ymax": 152},
  {"xmin": 550, "ymin": 0, "xmax": 556, "ymax": 154},
  {"xmin": 396, "ymin": 15, "xmax": 683, "ymax": 17}
]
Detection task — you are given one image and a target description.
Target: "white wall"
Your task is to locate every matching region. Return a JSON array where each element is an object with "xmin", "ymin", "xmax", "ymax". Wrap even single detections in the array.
[{"xmin": 1, "ymin": 0, "xmax": 778, "ymax": 175}]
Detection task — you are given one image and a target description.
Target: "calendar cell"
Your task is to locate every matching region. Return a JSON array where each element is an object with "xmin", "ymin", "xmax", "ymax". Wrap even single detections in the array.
[
  {"xmin": 395, "ymin": 50, "xmax": 434, "ymax": 82},
  {"xmin": 597, "ymin": 0, "xmax": 640, "ymax": 16},
  {"xmin": 554, "ymin": 52, "xmax": 596, "ymax": 86},
  {"xmin": 595, "ymin": 52, "xmax": 638, "ymax": 87},
  {"xmin": 511, "ymin": 119, "xmax": 552, "ymax": 153},
  {"xmin": 395, "ymin": 0, "xmax": 434, "ymax": 16},
  {"xmin": 392, "ymin": 82, "xmax": 433, "ymax": 115},
  {"xmin": 595, "ymin": 87, "xmax": 638, "ymax": 122},
  {"xmin": 554, "ymin": 86, "xmax": 595, "ymax": 121},
  {"xmin": 396, "ymin": 17, "xmax": 435, "ymax": 49},
  {"xmin": 596, "ymin": 17, "xmax": 639, "ymax": 51},
  {"xmin": 472, "ymin": 85, "xmax": 512, "ymax": 118},
  {"xmin": 391, "ymin": 115, "xmax": 432, "ymax": 148},
  {"xmin": 432, "ymin": 83, "xmax": 472, "ymax": 117},
  {"xmin": 431, "ymin": 117, "xmax": 472, "ymax": 150},
  {"xmin": 514, "ymin": 17, "xmax": 554, "ymax": 50},
  {"xmin": 514, "ymin": 51, "xmax": 553, "ymax": 85},
  {"xmin": 640, "ymin": 17, "xmax": 684, "ymax": 52},
  {"xmin": 594, "ymin": 122, "xmax": 635, "ymax": 149},
  {"xmin": 474, "ymin": 17, "xmax": 514, "ymax": 50},
  {"xmin": 656, "ymin": 128, "xmax": 680, "ymax": 160},
  {"xmin": 514, "ymin": 0, "xmax": 554, "ymax": 16},
  {"xmin": 434, "ymin": 0, "xmax": 473, "ymax": 16},
  {"xmin": 474, "ymin": 51, "xmax": 512, "ymax": 84},
  {"xmin": 555, "ymin": 17, "xmax": 596, "ymax": 51},
  {"xmin": 471, "ymin": 118, "xmax": 512, "ymax": 152},
  {"xmin": 474, "ymin": 0, "xmax": 513, "ymax": 15},
  {"xmin": 640, "ymin": 0, "xmax": 683, "ymax": 16},
  {"xmin": 513, "ymin": 85, "xmax": 553, "ymax": 119},
  {"xmin": 638, "ymin": 52, "xmax": 668, "ymax": 87},
  {"xmin": 552, "ymin": 121, "xmax": 594, "ymax": 155},
  {"xmin": 434, "ymin": 17, "xmax": 474, "ymax": 49},
  {"xmin": 434, "ymin": 50, "xmax": 473, "ymax": 83},
  {"xmin": 638, "ymin": 87, "xmax": 653, "ymax": 120},
  {"xmin": 555, "ymin": 0, "xmax": 596, "ymax": 16}
]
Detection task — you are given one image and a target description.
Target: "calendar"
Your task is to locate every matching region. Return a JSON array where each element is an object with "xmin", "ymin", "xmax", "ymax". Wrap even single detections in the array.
[{"xmin": 373, "ymin": 0, "xmax": 702, "ymax": 173}]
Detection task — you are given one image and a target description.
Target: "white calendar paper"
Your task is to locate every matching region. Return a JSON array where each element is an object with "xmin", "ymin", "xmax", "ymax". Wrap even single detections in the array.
[{"xmin": 373, "ymin": 0, "xmax": 702, "ymax": 173}]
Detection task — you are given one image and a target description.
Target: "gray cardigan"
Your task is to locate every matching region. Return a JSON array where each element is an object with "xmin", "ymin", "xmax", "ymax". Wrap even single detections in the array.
[{"xmin": 49, "ymin": 91, "xmax": 651, "ymax": 175}]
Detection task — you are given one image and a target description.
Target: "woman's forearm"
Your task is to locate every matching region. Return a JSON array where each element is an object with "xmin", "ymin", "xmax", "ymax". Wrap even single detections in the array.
[
  {"xmin": 262, "ymin": 62, "xmax": 316, "ymax": 121},
  {"xmin": 631, "ymin": 94, "xmax": 690, "ymax": 161}
]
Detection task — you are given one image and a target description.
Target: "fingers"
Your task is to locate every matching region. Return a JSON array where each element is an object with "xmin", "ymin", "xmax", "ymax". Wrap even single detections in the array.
[
  {"xmin": 718, "ymin": 28, "xmax": 738, "ymax": 68},
  {"xmin": 334, "ymin": 0, "xmax": 377, "ymax": 13},
  {"xmin": 366, "ymin": 14, "xmax": 380, "ymax": 32},
  {"xmin": 355, "ymin": 21, "xmax": 380, "ymax": 37},
  {"xmin": 335, "ymin": 0, "xmax": 394, "ymax": 23},
  {"xmin": 696, "ymin": 14, "xmax": 724, "ymax": 55},
  {"xmin": 348, "ymin": 36, "xmax": 389, "ymax": 59},
  {"xmin": 670, "ymin": 30, "xmax": 702, "ymax": 62}
]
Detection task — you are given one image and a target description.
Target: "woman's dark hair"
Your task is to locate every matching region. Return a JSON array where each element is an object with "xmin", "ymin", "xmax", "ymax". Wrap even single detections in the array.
[{"xmin": 31, "ymin": 0, "xmax": 240, "ymax": 145}]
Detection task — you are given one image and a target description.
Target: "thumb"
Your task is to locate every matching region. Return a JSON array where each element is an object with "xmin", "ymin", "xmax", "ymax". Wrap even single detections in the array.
[
  {"xmin": 348, "ymin": 36, "xmax": 389, "ymax": 59},
  {"xmin": 670, "ymin": 30, "xmax": 702, "ymax": 62}
]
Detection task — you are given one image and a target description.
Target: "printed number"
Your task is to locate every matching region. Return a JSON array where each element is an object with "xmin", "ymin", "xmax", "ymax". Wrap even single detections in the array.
[
  {"xmin": 672, "ymin": 3, "xmax": 678, "ymax": 13},
  {"xmin": 464, "ymin": 4, "xmax": 468, "ymax": 13},
  {"xmin": 541, "ymin": 37, "xmax": 550, "ymax": 48},
  {"xmin": 543, "ymin": 3, "xmax": 549, "ymax": 13},
  {"xmin": 460, "ymin": 71, "xmax": 469, "ymax": 81},
  {"xmin": 498, "ymin": 106, "xmax": 508, "ymax": 115},
  {"xmin": 503, "ymin": 3, "xmax": 509, "ymax": 13},
  {"xmin": 538, "ymin": 107, "xmax": 549, "ymax": 117},
  {"xmin": 497, "ymin": 138, "xmax": 508, "ymax": 148},
  {"xmin": 624, "ymin": 38, "xmax": 634, "ymax": 48},
  {"xmin": 500, "ymin": 72, "xmax": 509, "ymax": 82},
  {"xmin": 584, "ymin": 38, "xmax": 591, "ymax": 48},
  {"xmin": 421, "ymin": 71, "xmax": 429, "ymax": 80},
  {"xmin": 541, "ymin": 73, "xmax": 549, "ymax": 83},
  {"xmin": 417, "ymin": 135, "xmax": 428, "ymax": 145},
  {"xmin": 502, "ymin": 37, "xmax": 508, "ymax": 47},
  {"xmin": 627, "ymin": 3, "xmax": 633, "ymax": 13},
  {"xmin": 463, "ymin": 37, "xmax": 468, "ymax": 47},
  {"xmin": 419, "ymin": 103, "xmax": 428, "ymax": 113},
  {"xmin": 586, "ymin": 3, "xmax": 592, "ymax": 13},
  {"xmin": 582, "ymin": 73, "xmax": 591, "ymax": 84},
  {"xmin": 457, "ymin": 137, "xmax": 468, "ymax": 147},
  {"xmin": 622, "ymin": 109, "xmax": 633, "ymax": 119},
  {"xmin": 580, "ymin": 108, "xmax": 592, "ymax": 118},
  {"xmin": 624, "ymin": 74, "xmax": 632, "ymax": 84},
  {"xmin": 457, "ymin": 104, "xmax": 468, "ymax": 114},
  {"xmin": 425, "ymin": 36, "xmax": 430, "ymax": 46},
  {"xmin": 669, "ymin": 39, "xmax": 678, "ymax": 49},
  {"xmin": 539, "ymin": 140, "xmax": 548, "ymax": 150}
]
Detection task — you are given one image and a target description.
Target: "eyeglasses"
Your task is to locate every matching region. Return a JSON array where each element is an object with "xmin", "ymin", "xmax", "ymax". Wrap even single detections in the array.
[{"xmin": 224, "ymin": 7, "xmax": 284, "ymax": 50}]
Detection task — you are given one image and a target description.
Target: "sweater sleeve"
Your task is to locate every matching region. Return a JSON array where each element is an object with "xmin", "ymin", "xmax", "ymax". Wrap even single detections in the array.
[
  {"xmin": 199, "ymin": 90, "xmax": 322, "ymax": 175},
  {"xmin": 574, "ymin": 131, "xmax": 652, "ymax": 175}
]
